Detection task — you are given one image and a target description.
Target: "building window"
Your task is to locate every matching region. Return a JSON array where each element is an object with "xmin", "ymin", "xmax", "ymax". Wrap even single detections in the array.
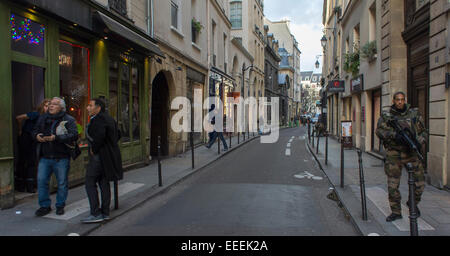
[
  {"xmin": 171, "ymin": 1, "xmax": 179, "ymax": 29},
  {"xmin": 230, "ymin": 1, "xmax": 242, "ymax": 29},
  {"xmin": 109, "ymin": 0, "xmax": 127, "ymax": 17},
  {"xmin": 59, "ymin": 40, "xmax": 90, "ymax": 142},
  {"xmin": 109, "ymin": 58, "xmax": 141, "ymax": 143},
  {"xmin": 11, "ymin": 13, "xmax": 45, "ymax": 58}
]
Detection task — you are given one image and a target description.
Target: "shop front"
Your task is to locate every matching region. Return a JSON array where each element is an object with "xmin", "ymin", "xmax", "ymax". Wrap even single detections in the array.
[
  {"xmin": 0, "ymin": 1, "xmax": 163, "ymax": 208},
  {"xmin": 209, "ymin": 67, "xmax": 236, "ymax": 134}
]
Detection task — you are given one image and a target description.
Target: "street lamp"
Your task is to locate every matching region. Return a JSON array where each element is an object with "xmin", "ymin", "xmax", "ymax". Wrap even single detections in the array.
[
  {"xmin": 315, "ymin": 55, "xmax": 323, "ymax": 69},
  {"xmin": 321, "ymin": 35, "xmax": 327, "ymax": 48}
]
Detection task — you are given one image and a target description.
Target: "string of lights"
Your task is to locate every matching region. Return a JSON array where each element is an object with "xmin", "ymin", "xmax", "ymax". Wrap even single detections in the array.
[{"xmin": 10, "ymin": 14, "xmax": 45, "ymax": 45}]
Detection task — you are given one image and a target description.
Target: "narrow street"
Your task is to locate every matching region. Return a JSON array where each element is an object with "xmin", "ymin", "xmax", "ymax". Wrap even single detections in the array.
[{"xmin": 90, "ymin": 127, "xmax": 358, "ymax": 236}]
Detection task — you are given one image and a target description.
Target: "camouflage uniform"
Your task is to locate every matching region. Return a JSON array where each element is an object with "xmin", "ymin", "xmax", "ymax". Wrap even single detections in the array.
[{"xmin": 375, "ymin": 104, "xmax": 427, "ymax": 215}]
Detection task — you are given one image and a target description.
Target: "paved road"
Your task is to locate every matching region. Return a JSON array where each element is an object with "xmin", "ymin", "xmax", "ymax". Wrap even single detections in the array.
[{"xmin": 90, "ymin": 127, "xmax": 359, "ymax": 236}]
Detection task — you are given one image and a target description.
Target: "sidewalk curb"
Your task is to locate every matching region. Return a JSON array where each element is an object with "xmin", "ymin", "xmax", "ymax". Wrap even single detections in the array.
[
  {"xmin": 79, "ymin": 134, "xmax": 262, "ymax": 236},
  {"xmin": 305, "ymin": 139, "xmax": 364, "ymax": 236}
]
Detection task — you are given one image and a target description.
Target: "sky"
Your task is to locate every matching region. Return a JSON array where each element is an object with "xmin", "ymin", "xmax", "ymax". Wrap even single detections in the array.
[{"xmin": 264, "ymin": 0, "xmax": 324, "ymax": 73}]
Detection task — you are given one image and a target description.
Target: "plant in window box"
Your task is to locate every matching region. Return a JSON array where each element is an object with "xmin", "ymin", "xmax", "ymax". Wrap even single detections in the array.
[
  {"xmin": 360, "ymin": 40, "xmax": 377, "ymax": 62},
  {"xmin": 333, "ymin": 6, "xmax": 342, "ymax": 16},
  {"xmin": 343, "ymin": 49, "xmax": 360, "ymax": 78},
  {"xmin": 192, "ymin": 18, "xmax": 203, "ymax": 34}
]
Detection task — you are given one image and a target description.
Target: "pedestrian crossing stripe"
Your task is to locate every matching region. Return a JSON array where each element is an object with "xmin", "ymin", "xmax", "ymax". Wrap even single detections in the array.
[
  {"xmin": 44, "ymin": 182, "xmax": 145, "ymax": 221},
  {"xmin": 366, "ymin": 187, "xmax": 434, "ymax": 231}
]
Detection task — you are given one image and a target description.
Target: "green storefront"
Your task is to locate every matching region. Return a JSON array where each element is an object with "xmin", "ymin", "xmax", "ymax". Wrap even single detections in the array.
[{"xmin": 0, "ymin": 0, "xmax": 163, "ymax": 209}]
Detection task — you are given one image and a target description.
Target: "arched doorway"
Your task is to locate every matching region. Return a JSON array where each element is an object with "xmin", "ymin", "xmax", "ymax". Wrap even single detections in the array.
[{"xmin": 151, "ymin": 72, "xmax": 170, "ymax": 157}]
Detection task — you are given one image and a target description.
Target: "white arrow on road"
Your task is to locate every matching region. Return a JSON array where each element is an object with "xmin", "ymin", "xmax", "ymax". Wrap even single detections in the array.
[{"xmin": 294, "ymin": 171, "xmax": 323, "ymax": 181}]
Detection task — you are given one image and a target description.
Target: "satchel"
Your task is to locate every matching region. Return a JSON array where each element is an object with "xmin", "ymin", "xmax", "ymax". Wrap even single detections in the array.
[{"xmin": 65, "ymin": 141, "xmax": 81, "ymax": 160}]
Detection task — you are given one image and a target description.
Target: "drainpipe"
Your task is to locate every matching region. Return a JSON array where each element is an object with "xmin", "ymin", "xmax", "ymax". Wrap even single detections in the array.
[{"xmin": 147, "ymin": 0, "xmax": 154, "ymax": 37}]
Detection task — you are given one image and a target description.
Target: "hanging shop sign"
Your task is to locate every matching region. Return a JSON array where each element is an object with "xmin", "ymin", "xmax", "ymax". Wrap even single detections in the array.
[{"xmin": 327, "ymin": 80, "xmax": 345, "ymax": 92}]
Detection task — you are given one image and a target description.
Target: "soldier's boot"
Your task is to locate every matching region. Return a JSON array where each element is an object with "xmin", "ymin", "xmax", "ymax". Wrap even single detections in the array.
[
  {"xmin": 386, "ymin": 213, "xmax": 402, "ymax": 222},
  {"xmin": 406, "ymin": 201, "xmax": 421, "ymax": 217}
]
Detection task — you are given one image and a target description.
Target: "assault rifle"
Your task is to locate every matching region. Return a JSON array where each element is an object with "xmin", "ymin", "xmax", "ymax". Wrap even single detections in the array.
[{"xmin": 388, "ymin": 118, "xmax": 424, "ymax": 162}]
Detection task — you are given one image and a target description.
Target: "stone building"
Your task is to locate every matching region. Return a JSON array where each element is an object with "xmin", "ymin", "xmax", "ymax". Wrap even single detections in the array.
[
  {"xmin": 264, "ymin": 18, "xmax": 301, "ymax": 124},
  {"xmin": 322, "ymin": 0, "xmax": 450, "ymax": 188},
  {"xmin": 0, "ymin": 0, "xmax": 165, "ymax": 208},
  {"xmin": 264, "ymin": 25, "xmax": 281, "ymax": 125}
]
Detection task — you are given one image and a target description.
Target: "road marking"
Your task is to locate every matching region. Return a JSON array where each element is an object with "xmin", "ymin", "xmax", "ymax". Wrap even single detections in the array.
[
  {"xmin": 366, "ymin": 187, "xmax": 434, "ymax": 231},
  {"xmin": 44, "ymin": 182, "xmax": 145, "ymax": 221},
  {"xmin": 299, "ymin": 136, "xmax": 305, "ymax": 140},
  {"xmin": 294, "ymin": 171, "xmax": 323, "ymax": 181},
  {"xmin": 287, "ymin": 143, "xmax": 291, "ymax": 148},
  {"xmin": 68, "ymin": 233, "xmax": 80, "ymax": 236},
  {"xmin": 368, "ymin": 233, "xmax": 380, "ymax": 236},
  {"xmin": 285, "ymin": 149, "xmax": 291, "ymax": 156}
]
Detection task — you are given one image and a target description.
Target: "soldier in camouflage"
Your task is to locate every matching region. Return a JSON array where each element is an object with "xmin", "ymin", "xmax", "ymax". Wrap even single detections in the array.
[{"xmin": 375, "ymin": 92, "xmax": 427, "ymax": 222}]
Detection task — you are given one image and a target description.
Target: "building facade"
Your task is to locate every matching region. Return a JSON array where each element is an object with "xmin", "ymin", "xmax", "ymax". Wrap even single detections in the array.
[
  {"xmin": 264, "ymin": 18, "xmax": 301, "ymax": 124},
  {"xmin": 264, "ymin": 26, "xmax": 281, "ymax": 125},
  {"xmin": 300, "ymin": 72, "xmax": 323, "ymax": 115},
  {"xmin": 322, "ymin": 0, "xmax": 450, "ymax": 189},
  {"xmin": 0, "ymin": 0, "xmax": 165, "ymax": 208}
]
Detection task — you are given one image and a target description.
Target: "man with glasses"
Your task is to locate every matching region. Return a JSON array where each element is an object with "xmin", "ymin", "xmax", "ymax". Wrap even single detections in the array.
[
  {"xmin": 376, "ymin": 92, "xmax": 428, "ymax": 222},
  {"xmin": 32, "ymin": 97, "xmax": 78, "ymax": 217}
]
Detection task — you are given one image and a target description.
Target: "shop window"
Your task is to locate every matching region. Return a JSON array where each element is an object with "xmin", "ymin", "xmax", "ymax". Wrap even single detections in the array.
[
  {"xmin": 10, "ymin": 13, "xmax": 45, "ymax": 58},
  {"xmin": 59, "ymin": 40, "xmax": 90, "ymax": 143},
  {"xmin": 109, "ymin": 60, "xmax": 119, "ymax": 120},
  {"xmin": 131, "ymin": 67, "xmax": 140, "ymax": 141},
  {"xmin": 109, "ymin": 58, "xmax": 141, "ymax": 143},
  {"xmin": 120, "ymin": 62, "xmax": 131, "ymax": 142}
]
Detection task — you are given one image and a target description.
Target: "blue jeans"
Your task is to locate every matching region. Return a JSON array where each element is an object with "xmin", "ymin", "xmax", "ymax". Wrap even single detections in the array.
[
  {"xmin": 207, "ymin": 131, "xmax": 228, "ymax": 149},
  {"xmin": 37, "ymin": 158, "xmax": 70, "ymax": 208}
]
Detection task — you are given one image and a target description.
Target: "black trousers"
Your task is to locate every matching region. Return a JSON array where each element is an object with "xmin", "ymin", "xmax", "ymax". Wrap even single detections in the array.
[{"xmin": 85, "ymin": 155, "xmax": 111, "ymax": 216}]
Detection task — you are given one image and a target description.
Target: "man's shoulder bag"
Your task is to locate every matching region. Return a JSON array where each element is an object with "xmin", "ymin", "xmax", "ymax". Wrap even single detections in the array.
[{"xmin": 65, "ymin": 141, "xmax": 81, "ymax": 160}]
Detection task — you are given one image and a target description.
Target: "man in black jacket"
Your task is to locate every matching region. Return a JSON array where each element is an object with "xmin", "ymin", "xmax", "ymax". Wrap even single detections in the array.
[
  {"xmin": 32, "ymin": 97, "xmax": 78, "ymax": 217},
  {"xmin": 82, "ymin": 98, "xmax": 123, "ymax": 223}
]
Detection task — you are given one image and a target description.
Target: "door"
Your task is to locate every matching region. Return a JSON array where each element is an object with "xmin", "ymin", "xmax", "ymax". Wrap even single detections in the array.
[
  {"xmin": 11, "ymin": 62, "xmax": 45, "ymax": 191},
  {"xmin": 408, "ymin": 31, "xmax": 429, "ymax": 165}
]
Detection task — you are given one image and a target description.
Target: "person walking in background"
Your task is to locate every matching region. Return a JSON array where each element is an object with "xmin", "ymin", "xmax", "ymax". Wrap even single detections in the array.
[
  {"xmin": 205, "ymin": 104, "xmax": 228, "ymax": 151},
  {"xmin": 82, "ymin": 98, "xmax": 123, "ymax": 223},
  {"xmin": 15, "ymin": 99, "xmax": 50, "ymax": 193},
  {"xmin": 32, "ymin": 97, "xmax": 78, "ymax": 217}
]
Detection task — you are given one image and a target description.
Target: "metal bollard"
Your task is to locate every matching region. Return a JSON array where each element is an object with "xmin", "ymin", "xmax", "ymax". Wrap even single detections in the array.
[
  {"xmin": 312, "ymin": 130, "xmax": 315, "ymax": 148},
  {"xmin": 406, "ymin": 163, "xmax": 419, "ymax": 236},
  {"xmin": 158, "ymin": 136, "xmax": 162, "ymax": 187},
  {"xmin": 190, "ymin": 131, "xmax": 194, "ymax": 169},
  {"xmin": 325, "ymin": 133, "xmax": 328, "ymax": 165},
  {"xmin": 114, "ymin": 180, "xmax": 119, "ymax": 209},
  {"xmin": 238, "ymin": 131, "xmax": 240, "ymax": 144},
  {"xmin": 229, "ymin": 132, "xmax": 232, "ymax": 148},
  {"xmin": 218, "ymin": 133, "xmax": 221, "ymax": 154},
  {"xmin": 308, "ymin": 122, "xmax": 311, "ymax": 144},
  {"xmin": 316, "ymin": 133, "xmax": 320, "ymax": 155},
  {"xmin": 357, "ymin": 149, "xmax": 368, "ymax": 221},
  {"xmin": 340, "ymin": 141, "xmax": 344, "ymax": 188}
]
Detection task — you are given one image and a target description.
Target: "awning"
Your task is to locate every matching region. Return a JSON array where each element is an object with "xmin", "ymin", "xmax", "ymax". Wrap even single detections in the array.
[{"xmin": 95, "ymin": 11, "xmax": 164, "ymax": 57}]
